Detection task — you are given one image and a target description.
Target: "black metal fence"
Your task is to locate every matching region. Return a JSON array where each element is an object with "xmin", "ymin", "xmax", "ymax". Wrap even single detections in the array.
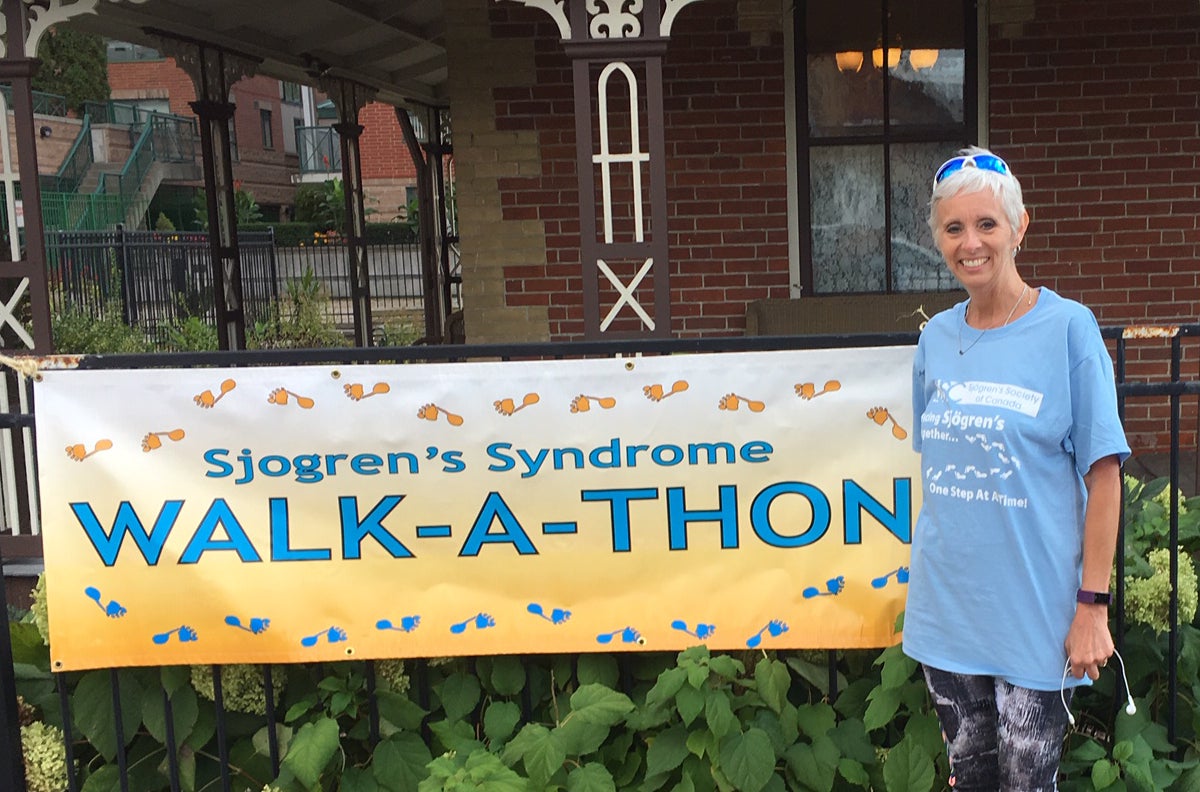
[
  {"xmin": 45, "ymin": 230, "xmax": 458, "ymax": 347},
  {"xmin": 0, "ymin": 329, "xmax": 1197, "ymax": 791}
]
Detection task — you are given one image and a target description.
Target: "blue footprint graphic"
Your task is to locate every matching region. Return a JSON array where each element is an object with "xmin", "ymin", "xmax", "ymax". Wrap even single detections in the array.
[
  {"xmin": 84, "ymin": 586, "xmax": 127, "ymax": 618},
  {"xmin": 449, "ymin": 613, "xmax": 495, "ymax": 634},
  {"xmin": 871, "ymin": 567, "xmax": 910, "ymax": 589},
  {"xmin": 670, "ymin": 619, "xmax": 716, "ymax": 640},
  {"xmin": 746, "ymin": 620, "xmax": 788, "ymax": 648},
  {"xmin": 802, "ymin": 576, "xmax": 846, "ymax": 599},
  {"xmin": 224, "ymin": 615, "xmax": 270, "ymax": 634},
  {"xmin": 596, "ymin": 626, "xmax": 644, "ymax": 645},
  {"xmin": 300, "ymin": 627, "xmax": 347, "ymax": 647},
  {"xmin": 152, "ymin": 626, "xmax": 198, "ymax": 645},
  {"xmin": 376, "ymin": 615, "xmax": 421, "ymax": 633},
  {"xmin": 527, "ymin": 603, "xmax": 572, "ymax": 624}
]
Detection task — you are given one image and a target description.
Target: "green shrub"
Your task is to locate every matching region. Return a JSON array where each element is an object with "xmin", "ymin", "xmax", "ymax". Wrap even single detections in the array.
[{"xmin": 248, "ymin": 267, "xmax": 348, "ymax": 349}]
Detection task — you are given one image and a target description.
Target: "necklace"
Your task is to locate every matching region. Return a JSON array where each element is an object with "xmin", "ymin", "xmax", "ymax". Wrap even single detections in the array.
[{"xmin": 958, "ymin": 284, "xmax": 1030, "ymax": 355}]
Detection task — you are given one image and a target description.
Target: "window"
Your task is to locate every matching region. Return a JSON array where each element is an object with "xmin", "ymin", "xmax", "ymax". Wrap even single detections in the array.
[
  {"xmin": 282, "ymin": 82, "xmax": 303, "ymax": 104},
  {"xmin": 796, "ymin": 0, "xmax": 976, "ymax": 294},
  {"xmin": 260, "ymin": 108, "xmax": 274, "ymax": 149}
]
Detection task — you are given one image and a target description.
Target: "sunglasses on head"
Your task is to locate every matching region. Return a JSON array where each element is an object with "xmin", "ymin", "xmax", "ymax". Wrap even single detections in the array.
[{"xmin": 933, "ymin": 153, "xmax": 1012, "ymax": 186}]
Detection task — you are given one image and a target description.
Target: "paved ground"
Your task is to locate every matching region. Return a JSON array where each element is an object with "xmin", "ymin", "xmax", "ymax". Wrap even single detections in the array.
[{"xmin": 1125, "ymin": 451, "xmax": 1200, "ymax": 496}]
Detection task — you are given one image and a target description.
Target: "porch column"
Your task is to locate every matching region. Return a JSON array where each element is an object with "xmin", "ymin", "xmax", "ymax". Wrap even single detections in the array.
[
  {"xmin": 0, "ymin": 0, "xmax": 55, "ymax": 353},
  {"xmin": 500, "ymin": 0, "xmax": 707, "ymax": 339},
  {"xmin": 324, "ymin": 78, "xmax": 375, "ymax": 347},
  {"xmin": 397, "ymin": 106, "xmax": 445, "ymax": 343},
  {"xmin": 156, "ymin": 34, "xmax": 259, "ymax": 351}
]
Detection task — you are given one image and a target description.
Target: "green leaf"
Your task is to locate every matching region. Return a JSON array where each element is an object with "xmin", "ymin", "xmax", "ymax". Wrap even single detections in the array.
[
  {"xmin": 647, "ymin": 666, "xmax": 688, "ymax": 709},
  {"xmin": 646, "ymin": 725, "xmax": 690, "ymax": 776},
  {"xmin": 1092, "ymin": 758, "xmax": 1120, "ymax": 790},
  {"xmin": 704, "ymin": 690, "xmax": 737, "ymax": 739},
  {"xmin": 569, "ymin": 683, "xmax": 634, "ymax": 726},
  {"xmin": 373, "ymin": 732, "xmax": 433, "ymax": 792},
  {"xmin": 80, "ymin": 764, "xmax": 121, "ymax": 792},
  {"xmin": 503, "ymin": 723, "xmax": 551, "ymax": 764},
  {"xmin": 1112, "ymin": 740, "xmax": 1135, "ymax": 763},
  {"xmin": 522, "ymin": 728, "xmax": 567, "ymax": 786},
  {"xmin": 686, "ymin": 661, "xmax": 710, "ymax": 689},
  {"xmin": 862, "ymin": 685, "xmax": 901, "ymax": 732},
  {"xmin": 837, "ymin": 757, "xmax": 871, "ymax": 788},
  {"xmin": 708, "ymin": 655, "xmax": 743, "ymax": 681},
  {"xmin": 491, "ymin": 656, "xmax": 527, "ymax": 696},
  {"xmin": 465, "ymin": 748, "xmax": 531, "ymax": 792},
  {"xmin": 686, "ymin": 728, "xmax": 715, "ymax": 759},
  {"xmin": 829, "ymin": 719, "xmax": 876, "ymax": 766},
  {"xmin": 438, "ymin": 672, "xmax": 481, "ymax": 722},
  {"xmin": 881, "ymin": 737, "xmax": 935, "ymax": 792},
  {"xmin": 568, "ymin": 762, "xmax": 617, "ymax": 792},
  {"xmin": 283, "ymin": 717, "xmax": 341, "ymax": 790},
  {"xmin": 428, "ymin": 718, "xmax": 479, "ymax": 755},
  {"xmin": 253, "ymin": 723, "xmax": 293, "ymax": 758},
  {"xmin": 377, "ymin": 689, "xmax": 427, "ymax": 732},
  {"xmin": 341, "ymin": 767, "xmax": 381, "ymax": 792},
  {"xmin": 578, "ymin": 654, "xmax": 620, "ymax": 688},
  {"xmin": 1067, "ymin": 739, "xmax": 1110, "ymax": 763},
  {"xmin": 795, "ymin": 703, "xmax": 836, "ymax": 741},
  {"xmin": 72, "ymin": 670, "xmax": 143, "ymax": 761},
  {"xmin": 717, "ymin": 729, "xmax": 776, "ymax": 792},
  {"xmin": 676, "ymin": 684, "xmax": 704, "ymax": 726},
  {"xmin": 1173, "ymin": 763, "xmax": 1200, "ymax": 792},
  {"xmin": 754, "ymin": 658, "xmax": 791, "ymax": 715},
  {"xmin": 785, "ymin": 741, "xmax": 836, "ymax": 792},
  {"xmin": 484, "ymin": 700, "xmax": 523, "ymax": 743},
  {"xmin": 142, "ymin": 683, "xmax": 199, "ymax": 747},
  {"xmin": 879, "ymin": 650, "xmax": 918, "ymax": 689},
  {"xmin": 554, "ymin": 717, "xmax": 611, "ymax": 757}
]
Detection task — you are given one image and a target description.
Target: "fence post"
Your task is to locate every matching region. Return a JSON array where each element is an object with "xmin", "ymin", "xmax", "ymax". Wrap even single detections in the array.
[
  {"xmin": 0, "ymin": 545, "xmax": 29, "ymax": 792},
  {"xmin": 116, "ymin": 224, "xmax": 134, "ymax": 326}
]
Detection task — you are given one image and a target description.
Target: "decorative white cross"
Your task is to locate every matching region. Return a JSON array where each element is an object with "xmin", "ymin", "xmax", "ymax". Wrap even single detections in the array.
[{"xmin": 598, "ymin": 257, "xmax": 655, "ymax": 331}]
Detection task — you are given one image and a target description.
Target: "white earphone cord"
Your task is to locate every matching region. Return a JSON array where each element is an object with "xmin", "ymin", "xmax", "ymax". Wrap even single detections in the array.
[{"xmin": 1060, "ymin": 647, "xmax": 1136, "ymax": 726}]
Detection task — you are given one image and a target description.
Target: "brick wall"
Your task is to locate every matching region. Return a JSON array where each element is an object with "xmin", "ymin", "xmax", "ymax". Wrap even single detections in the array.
[
  {"xmin": 108, "ymin": 61, "xmax": 297, "ymax": 208},
  {"xmin": 490, "ymin": 0, "xmax": 790, "ymax": 340},
  {"xmin": 988, "ymin": 0, "xmax": 1200, "ymax": 454}
]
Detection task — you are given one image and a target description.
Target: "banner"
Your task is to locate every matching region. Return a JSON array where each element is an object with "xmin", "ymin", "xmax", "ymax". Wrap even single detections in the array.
[{"xmin": 35, "ymin": 347, "xmax": 919, "ymax": 670}]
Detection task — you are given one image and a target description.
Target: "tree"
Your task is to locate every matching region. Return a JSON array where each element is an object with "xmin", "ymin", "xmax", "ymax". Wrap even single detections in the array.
[{"xmin": 32, "ymin": 26, "xmax": 110, "ymax": 115}]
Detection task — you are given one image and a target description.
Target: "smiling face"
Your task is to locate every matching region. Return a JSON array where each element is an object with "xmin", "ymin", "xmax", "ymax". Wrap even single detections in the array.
[{"xmin": 932, "ymin": 187, "xmax": 1030, "ymax": 294}]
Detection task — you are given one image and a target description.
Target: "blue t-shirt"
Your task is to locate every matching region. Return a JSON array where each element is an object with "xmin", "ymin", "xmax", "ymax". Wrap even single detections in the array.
[{"xmin": 903, "ymin": 288, "xmax": 1130, "ymax": 690}]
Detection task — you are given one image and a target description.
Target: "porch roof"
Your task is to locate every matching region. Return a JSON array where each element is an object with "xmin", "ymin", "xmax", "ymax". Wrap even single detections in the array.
[{"xmin": 73, "ymin": 0, "xmax": 448, "ymax": 107}]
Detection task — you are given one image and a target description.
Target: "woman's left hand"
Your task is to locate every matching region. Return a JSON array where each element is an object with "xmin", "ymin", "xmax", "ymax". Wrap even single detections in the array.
[{"xmin": 1065, "ymin": 603, "xmax": 1114, "ymax": 680}]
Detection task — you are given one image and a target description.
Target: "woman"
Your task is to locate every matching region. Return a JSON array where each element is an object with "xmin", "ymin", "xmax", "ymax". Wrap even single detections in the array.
[{"xmin": 904, "ymin": 147, "xmax": 1130, "ymax": 791}]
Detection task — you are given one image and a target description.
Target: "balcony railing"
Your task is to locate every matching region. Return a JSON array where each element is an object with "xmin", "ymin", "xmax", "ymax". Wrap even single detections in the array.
[{"xmin": 296, "ymin": 125, "xmax": 341, "ymax": 174}]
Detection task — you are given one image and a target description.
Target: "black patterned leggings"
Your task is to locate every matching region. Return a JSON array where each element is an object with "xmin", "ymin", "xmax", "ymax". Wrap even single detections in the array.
[{"xmin": 923, "ymin": 666, "xmax": 1072, "ymax": 791}]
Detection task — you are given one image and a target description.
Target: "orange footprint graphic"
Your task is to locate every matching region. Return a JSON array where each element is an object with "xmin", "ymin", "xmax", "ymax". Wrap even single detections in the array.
[
  {"xmin": 719, "ymin": 393, "xmax": 765, "ymax": 412},
  {"xmin": 418, "ymin": 403, "xmax": 464, "ymax": 426},
  {"xmin": 571, "ymin": 394, "xmax": 617, "ymax": 413},
  {"xmin": 867, "ymin": 406, "xmax": 908, "ymax": 440},
  {"xmin": 795, "ymin": 380, "xmax": 842, "ymax": 400},
  {"xmin": 194, "ymin": 378, "xmax": 236, "ymax": 408},
  {"xmin": 142, "ymin": 428, "xmax": 186, "ymax": 452},
  {"xmin": 65, "ymin": 439, "xmax": 113, "ymax": 461},
  {"xmin": 344, "ymin": 382, "xmax": 390, "ymax": 401},
  {"xmin": 643, "ymin": 380, "xmax": 689, "ymax": 402},
  {"xmin": 268, "ymin": 388, "xmax": 315, "ymax": 409},
  {"xmin": 494, "ymin": 393, "xmax": 540, "ymax": 415}
]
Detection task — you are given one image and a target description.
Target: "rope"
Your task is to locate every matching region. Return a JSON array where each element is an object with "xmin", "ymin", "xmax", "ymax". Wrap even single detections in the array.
[{"xmin": 0, "ymin": 353, "xmax": 43, "ymax": 380}]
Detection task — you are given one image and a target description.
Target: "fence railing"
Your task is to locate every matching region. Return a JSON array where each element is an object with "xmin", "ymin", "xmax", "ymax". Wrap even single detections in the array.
[
  {"xmin": 0, "ymin": 328, "xmax": 1197, "ymax": 791},
  {"xmin": 0, "ymin": 85, "xmax": 68, "ymax": 117},
  {"xmin": 95, "ymin": 112, "xmax": 199, "ymax": 210},
  {"xmin": 46, "ymin": 227, "xmax": 279, "ymax": 346},
  {"xmin": 42, "ymin": 229, "xmax": 459, "ymax": 343},
  {"xmin": 44, "ymin": 114, "xmax": 93, "ymax": 195}
]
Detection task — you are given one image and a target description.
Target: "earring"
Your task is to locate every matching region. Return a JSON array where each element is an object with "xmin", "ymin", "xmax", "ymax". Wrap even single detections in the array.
[{"xmin": 1013, "ymin": 245, "xmax": 1021, "ymax": 256}]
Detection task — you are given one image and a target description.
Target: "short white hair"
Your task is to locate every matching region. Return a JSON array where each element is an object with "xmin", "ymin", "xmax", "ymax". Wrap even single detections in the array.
[{"xmin": 927, "ymin": 146, "xmax": 1026, "ymax": 237}]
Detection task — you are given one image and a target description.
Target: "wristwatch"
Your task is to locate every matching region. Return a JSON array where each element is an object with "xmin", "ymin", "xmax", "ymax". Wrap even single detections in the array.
[{"xmin": 1076, "ymin": 588, "xmax": 1112, "ymax": 605}]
